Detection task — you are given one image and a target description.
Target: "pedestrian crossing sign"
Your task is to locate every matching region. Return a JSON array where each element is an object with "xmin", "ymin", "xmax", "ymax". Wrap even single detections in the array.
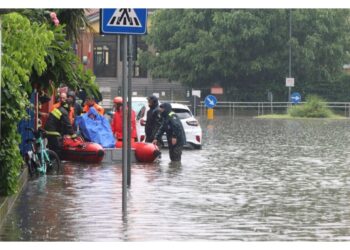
[{"xmin": 101, "ymin": 9, "xmax": 148, "ymax": 35}]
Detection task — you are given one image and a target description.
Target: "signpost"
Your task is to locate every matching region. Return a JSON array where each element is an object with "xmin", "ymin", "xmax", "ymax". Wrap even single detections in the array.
[
  {"xmin": 192, "ymin": 90, "xmax": 201, "ymax": 116},
  {"xmin": 267, "ymin": 91, "xmax": 273, "ymax": 114},
  {"xmin": 101, "ymin": 9, "xmax": 148, "ymax": 35},
  {"xmin": 204, "ymin": 95, "xmax": 217, "ymax": 108},
  {"xmin": 211, "ymin": 87, "xmax": 223, "ymax": 95},
  {"xmin": 286, "ymin": 77, "xmax": 294, "ymax": 105},
  {"xmin": 290, "ymin": 92, "xmax": 301, "ymax": 104},
  {"xmin": 127, "ymin": 35, "xmax": 133, "ymax": 188},
  {"xmin": 101, "ymin": 8, "xmax": 147, "ymax": 216},
  {"xmin": 204, "ymin": 95, "xmax": 217, "ymax": 120}
]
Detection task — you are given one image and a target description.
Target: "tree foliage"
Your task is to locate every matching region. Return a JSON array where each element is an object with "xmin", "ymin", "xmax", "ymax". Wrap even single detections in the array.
[
  {"xmin": 142, "ymin": 9, "xmax": 350, "ymax": 101},
  {"xmin": 0, "ymin": 10, "xmax": 100, "ymax": 195},
  {"xmin": 30, "ymin": 24, "xmax": 99, "ymax": 97},
  {"xmin": 0, "ymin": 13, "xmax": 53, "ymax": 195},
  {"xmin": 20, "ymin": 9, "xmax": 93, "ymax": 42},
  {"xmin": 20, "ymin": 9, "xmax": 100, "ymax": 96}
]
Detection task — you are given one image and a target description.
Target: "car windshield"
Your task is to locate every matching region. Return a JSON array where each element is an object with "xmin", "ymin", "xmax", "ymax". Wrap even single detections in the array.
[
  {"xmin": 132, "ymin": 101, "xmax": 147, "ymax": 114},
  {"xmin": 173, "ymin": 108, "xmax": 192, "ymax": 119}
]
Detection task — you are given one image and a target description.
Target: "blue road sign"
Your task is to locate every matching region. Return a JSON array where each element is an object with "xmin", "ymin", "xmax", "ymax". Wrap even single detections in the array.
[
  {"xmin": 291, "ymin": 92, "xmax": 301, "ymax": 104},
  {"xmin": 101, "ymin": 9, "xmax": 148, "ymax": 35},
  {"xmin": 204, "ymin": 95, "xmax": 217, "ymax": 108}
]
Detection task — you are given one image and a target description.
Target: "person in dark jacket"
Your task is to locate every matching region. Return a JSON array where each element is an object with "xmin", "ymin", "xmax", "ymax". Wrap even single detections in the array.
[
  {"xmin": 67, "ymin": 90, "xmax": 83, "ymax": 130},
  {"xmin": 153, "ymin": 102, "xmax": 186, "ymax": 162},
  {"xmin": 67, "ymin": 90, "xmax": 82, "ymax": 118},
  {"xmin": 145, "ymin": 95, "xmax": 162, "ymax": 143},
  {"xmin": 45, "ymin": 102, "xmax": 76, "ymax": 158}
]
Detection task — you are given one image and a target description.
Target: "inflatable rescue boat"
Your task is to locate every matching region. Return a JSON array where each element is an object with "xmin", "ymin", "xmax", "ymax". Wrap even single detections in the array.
[
  {"xmin": 115, "ymin": 141, "xmax": 160, "ymax": 163},
  {"xmin": 134, "ymin": 142, "xmax": 161, "ymax": 163},
  {"xmin": 61, "ymin": 136, "xmax": 105, "ymax": 163}
]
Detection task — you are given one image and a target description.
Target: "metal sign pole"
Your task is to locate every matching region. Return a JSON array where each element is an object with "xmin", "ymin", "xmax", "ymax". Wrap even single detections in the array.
[
  {"xmin": 100, "ymin": 8, "xmax": 148, "ymax": 218},
  {"xmin": 127, "ymin": 35, "xmax": 133, "ymax": 187},
  {"xmin": 288, "ymin": 86, "xmax": 291, "ymax": 104},
  {"xmin": 288, "ymin": 9, "xmax": 292, "ymax": 105},
  {"xmin": 194, "ymin": 97, "xmax": 196, "ymax": 116},
  {"xmin": 0, "ymin": 18, "xmax": 2, "ymax": 140},
  {"xmin": 122, "ymin": 35, "xmax": 128, "ymax": 215}
]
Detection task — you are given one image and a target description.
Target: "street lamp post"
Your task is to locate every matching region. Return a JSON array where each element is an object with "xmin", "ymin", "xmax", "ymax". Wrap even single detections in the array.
[
  {"xmin": 0, "ymin": 18, "xmax": 2, "ymax": 140},
  {"xmin": 288, "ymin": 9, "xmax": 292, "ymax": 104}
]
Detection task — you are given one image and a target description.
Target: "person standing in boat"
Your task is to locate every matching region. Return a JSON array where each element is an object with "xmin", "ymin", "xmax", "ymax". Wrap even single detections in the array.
[
  {"xmin": 145, "ymin": 95, "xmax": 162, "ymax": 143},
  {"xmin": 153, "ymin": 102, "xmax": 186, "ymax": 162}
]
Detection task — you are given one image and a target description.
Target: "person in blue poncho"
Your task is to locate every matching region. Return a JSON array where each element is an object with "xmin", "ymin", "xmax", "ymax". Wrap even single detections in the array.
[{"xmin": 75, "ymin": 107, "xmax": 115, "ymax": 148}]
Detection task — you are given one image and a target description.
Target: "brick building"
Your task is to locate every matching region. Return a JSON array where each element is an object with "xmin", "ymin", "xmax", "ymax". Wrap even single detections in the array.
[{"xmin": 76, "ymin": 9, "xmax": 187, "ymax": 107}]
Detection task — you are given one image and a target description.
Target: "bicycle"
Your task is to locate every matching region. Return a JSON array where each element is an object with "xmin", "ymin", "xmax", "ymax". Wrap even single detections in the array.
[{"xmin": 25, "ymin": 127, "xmax": 61, "ymax": 176}]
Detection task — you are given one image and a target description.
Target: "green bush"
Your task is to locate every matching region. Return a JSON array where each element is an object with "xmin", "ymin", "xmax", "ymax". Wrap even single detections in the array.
[
  {"xmin": 0, "ymin": 13, "xmax": 53, "ymax": 195},
  {"xmin": 288, "ymin": 95, "xmax": 333, "ymax": 118},
  {"xmin": 1, "ymin": 11, "xmax": 101, "ymax": 196}
]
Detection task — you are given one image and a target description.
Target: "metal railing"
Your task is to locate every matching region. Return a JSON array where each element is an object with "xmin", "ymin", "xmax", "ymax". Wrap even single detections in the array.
[
  {"xmin": 198, "ymin": 101, "xmax": 350, "ymax": 117},
  {"xmin": 101, "ymin": 99, "xmax": 192, "ymax": 110},
  {"xmin": 101, "ymin": 100, "xmax": 350, "ymax": 118}
]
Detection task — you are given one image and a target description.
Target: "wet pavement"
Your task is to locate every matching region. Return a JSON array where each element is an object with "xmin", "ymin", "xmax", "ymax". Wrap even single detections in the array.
[{"xmin": 1, "ymin": 116, "xmax": 350, "ymax": 241}]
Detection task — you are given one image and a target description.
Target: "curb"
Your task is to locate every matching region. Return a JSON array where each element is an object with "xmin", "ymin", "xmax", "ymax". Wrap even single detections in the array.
[{"xmin": 0, "ymin": 167, "xmax": 28, "ymax": 228}]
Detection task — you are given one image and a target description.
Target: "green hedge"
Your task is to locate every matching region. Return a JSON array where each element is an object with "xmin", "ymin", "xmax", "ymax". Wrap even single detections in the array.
[
  {"xmin": 0, "ymin": 13, "xmax": 53, "ymax": 195},
  {"xmin": 1, "ymin": 11, "xmax": 101, "ymax": 196},
  {"xmin": 288, "ymin": 95, "xmax": 333, "ymax": 118}
]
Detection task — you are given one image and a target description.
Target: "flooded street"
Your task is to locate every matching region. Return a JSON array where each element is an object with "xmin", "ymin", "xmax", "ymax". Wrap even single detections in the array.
[{"xmin": 2, "ymin": 116, "xmax": 350, "ymax": 241}]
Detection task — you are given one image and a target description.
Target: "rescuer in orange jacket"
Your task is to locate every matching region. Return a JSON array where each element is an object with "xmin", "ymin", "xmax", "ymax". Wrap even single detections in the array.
[
  {"xmin": 82, "ymin": 95, "xmax": 105, "ymax": 116},
  {"xmin": 111, "ymin": 96, "xmax": 137, "ymax": 141}
]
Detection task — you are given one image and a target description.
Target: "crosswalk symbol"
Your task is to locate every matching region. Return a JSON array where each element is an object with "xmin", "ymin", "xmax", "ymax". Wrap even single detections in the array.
[
  {"xmin": 101, "ymin": 8, "xmax": 147, "ymax": 35},
  {"xmin": 108, "ymin": 9, "xmax": 142, "ymax": 28}
]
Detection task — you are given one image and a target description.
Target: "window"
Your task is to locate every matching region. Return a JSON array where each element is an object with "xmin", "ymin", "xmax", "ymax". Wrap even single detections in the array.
[
  {"xmin": 136, "ymin": 106, "xmax": 146, "ymax": 120},
  {"xmin": 94, "ymin": 46, "xmax": 110, "ymax": 66},
  {"xmin": 133, "ymin": 101, "xmax": 147, "ymax": 113},
  {"xmin": 173, "ymin": 109, "xmax": 192, "ymax": 119},
  {"xmin": 134, "ymin": 37, "xmax": 148, "ymax": 78}
]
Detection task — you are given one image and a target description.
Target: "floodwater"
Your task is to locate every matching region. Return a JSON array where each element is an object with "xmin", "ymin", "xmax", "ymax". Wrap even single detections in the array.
[{"xmin": 2, "ymin": 116, "xmax": 350, "ymax": 241}]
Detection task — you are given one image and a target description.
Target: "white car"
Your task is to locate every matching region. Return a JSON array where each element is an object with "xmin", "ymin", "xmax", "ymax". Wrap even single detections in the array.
[
  {"xmin": 135, "ymin": 101, "xmax": 202, "ymax": 149},
  {"xmin": 132, "ymin": 97, "xmax": 149, "ymax": 143},
  {"xmin": 165, "ymin": 103, "xmax": 202, "ymax": 149}
]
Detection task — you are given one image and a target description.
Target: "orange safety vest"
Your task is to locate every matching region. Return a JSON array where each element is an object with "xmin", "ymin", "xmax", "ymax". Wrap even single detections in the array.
[
  {"xmin": 50, "ymin": 102, "xmax": 74, "ymax": 125},
  {"xmin": 83, "ymin": 103, "xmax": 105, "ymax": 116}
]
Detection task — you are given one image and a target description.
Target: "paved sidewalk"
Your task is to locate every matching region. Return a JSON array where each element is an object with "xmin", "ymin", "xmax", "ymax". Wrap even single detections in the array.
[{"xmin": 0, "ymin": 167, "xmax": 28, "ymax": 228}]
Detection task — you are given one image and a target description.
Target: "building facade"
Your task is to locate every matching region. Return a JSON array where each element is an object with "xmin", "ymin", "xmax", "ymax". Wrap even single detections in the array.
[{"xmin": 76, "ymin": 9, "xmax": 187, "ymax": 107}]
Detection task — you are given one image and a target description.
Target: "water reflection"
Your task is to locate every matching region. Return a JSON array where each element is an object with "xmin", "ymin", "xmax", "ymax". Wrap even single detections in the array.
[{"xmin": 1, "ymin": 117, "xmax": 350, "ymax": 240}]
